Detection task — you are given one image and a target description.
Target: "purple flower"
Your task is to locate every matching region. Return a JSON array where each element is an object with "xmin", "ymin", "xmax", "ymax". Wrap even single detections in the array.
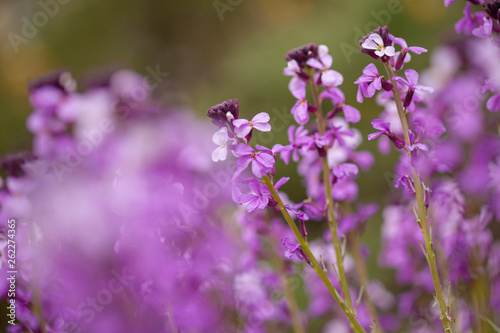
[
  {"xmin": 482, "ymin": 79, "xmax": 500, "ymax": 112},
  {"xmin": 306, "ymin": 45, "xmax": 344, "ymax": 87},
  {"xmin": 406, "ymin": 130, "xmax": 428, "ymax": 152},
  {"xmin": 393, "ymin": 69, "xmax": 434, "ymax": 108},
  {"xmin": 444, "ymin": 0, "xmax": 459, "ymax": 6},
  {"xmin": 472, "ymin": 18, "xmax": 494, "ymax": 40},
  {"xmin": 354, "ymin": 63, "xmax": 393, "ymax": 103},
  {"xmin": 237, "ymin": 178, "xmax": 270, "ymax": 212},
  {"xmin": 333, "ymin": 163, "xmax": 359, "ymax": 179},
  {"xmin": 289, "ymin": 77, "xmax": 316, "ymax": 125},
  {"xmin": 281, "ymin": 125, "xmax": 309, "ymax": 164},
  {"xmin": 455, "ymin": 3, "xmax": 486, "ymax": 35},
  {"xmin": 233, "ymin": 112, "xmax": 271, "ymax": 139},
  {"xmin": 281, "ymin": 236, "xmax": 310, "ymax": 264},
  {"xmin": 321, "ymin": 87, "xmax": 361, "ymax": 123},
  {"xmin": 368, "ymin": 119, "xmax": 405, "ymax": 149},
  {"xmin": 392, "ymin": 37, "xmax": 427, "ymax": 71},
  {"xmin": 232, "ymin": 143, "xmax": 275, "ymax": 180}
]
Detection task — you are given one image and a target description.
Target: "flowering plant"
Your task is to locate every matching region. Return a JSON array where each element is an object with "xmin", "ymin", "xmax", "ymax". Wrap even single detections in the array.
[{"xmin": 1, "ymin": 2, "xmax": 500, "ymax": 333}]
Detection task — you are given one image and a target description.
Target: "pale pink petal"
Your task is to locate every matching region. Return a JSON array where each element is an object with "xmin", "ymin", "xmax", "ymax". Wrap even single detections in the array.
[
  {"xmin": 306, "ymin": 58, "xmax": 324, "ymax": 71},
  {"xmin": 212, "ymin": 127, "xmax": 228, "ymax": 145},
  {"xmin": 343, "ymin": 105, "xmax": 361, "ymax": 123},
  {"xmin": 322, "ymin": 70, "xmax": 343, "ymax": 86},
  {"xmin": 252, "ymin": 112, "xmax": 270, "ymax": 123},
  {"xmin": 289, "ymin": 77, "xmax": 306, "ymax": 100}
]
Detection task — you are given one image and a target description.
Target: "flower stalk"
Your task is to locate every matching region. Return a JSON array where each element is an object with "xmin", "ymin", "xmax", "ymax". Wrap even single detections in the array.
[
  {"xmin": 262, "ymin": 175, "xmax": 366, "ymax": 333},
  {"xmin": 309, "ymin": 75, "xmax": 355, "ymax": 314},
  {"xmin": 383, "ymin": 61, "xmax": 454, "ymax": 332}
]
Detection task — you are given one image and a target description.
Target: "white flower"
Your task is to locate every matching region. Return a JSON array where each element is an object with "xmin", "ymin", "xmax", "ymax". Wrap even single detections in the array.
[
  {"xmin": 211, "ymin": 127, "xmax": 229, "ymax": 162},
  {"xmin": 361, "ymin": 33, "xmax": 395, "ymax": 58}
]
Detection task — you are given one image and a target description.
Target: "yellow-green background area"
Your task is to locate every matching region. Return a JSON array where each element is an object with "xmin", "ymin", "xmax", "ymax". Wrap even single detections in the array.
[{"xmin": 0, "ymin": 0, "xmax": 463, "ymax": 318}]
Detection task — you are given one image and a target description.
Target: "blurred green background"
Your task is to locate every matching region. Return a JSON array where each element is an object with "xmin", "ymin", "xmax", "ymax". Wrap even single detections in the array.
[{"xmin": 0, "ymin": 0, "xmax": 462, "ymax": 284}]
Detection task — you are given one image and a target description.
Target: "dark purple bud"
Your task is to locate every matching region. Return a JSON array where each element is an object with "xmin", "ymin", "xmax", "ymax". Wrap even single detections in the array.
[
  {"xmin": 307, "ymin": 104, "xmax": 318, "ymax": 113},
  {"xmin": 395, "ymin": 51, "xmax": 407, "ymax": 71},
  {"xmin": 381, "ymin": 78, "xmax": 394, "ymax": 91},
  {"xmin": 0, "ymin": 152, "xmax": 36, "ymax": 178},
  {"xmin": 207, "ymin": 98, "xmax": 239, "ymax": 128},
  {"xmin": 285, "ymin": 43, "xmax": 319, "ymax": 67},
  {"xmin": 484, "ymin": 0, "xmax": 500, "ymax": 21},
  {"xmin": 388, "ymin": 133, "xmax": 406, "ymax": 150},
  {"xmin": 403, "ymin": 89, "xmax": 415, "ymax": 108},
  {"xmin": 28, "ymin": 70, "xmax": 75, "ymax": 94},
  {"xmin": 326, "ymin": 106, "xmax": 342, "ymax": 119}
]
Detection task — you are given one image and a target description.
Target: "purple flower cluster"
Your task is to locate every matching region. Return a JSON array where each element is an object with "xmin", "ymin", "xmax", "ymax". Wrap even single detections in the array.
[
  {"xmin": 358, "ymin": 24, "xmax": 500, "ymax": 332},
  {"xmin": 447, "ymin": 0, "xmax": 500, "ymax": 112},
  {"xmin": 0, "ymin": 69, "xmax": 279, "ymax": 333}
]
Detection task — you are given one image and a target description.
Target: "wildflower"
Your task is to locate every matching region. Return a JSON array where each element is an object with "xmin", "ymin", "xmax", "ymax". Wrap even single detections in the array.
[
  {"xmin": 354, "ymin": 63, "xmax": 393, "ymax": 103},
  {"xmin": 281, "ymin": 125, "xmax": 310, "ymax": 164},
  {"xmin": 289, "ymin": 77, "xmax": 316, "ymax": 125},
  {"xmin": 237, "ymin": 178, "xmax": 270, "ymax": 212},
  {"xmin": 281, "ymin": 236, "xmax": 311, "ymax": 264},
  {"xmin": 393, "ymin": 69, "xmax": 434, "ymax": 108},
  {"xmin": 232, "ymin": 143, "xmax": 275, "ymax": 180},
  {"xmin": 359, "ymin": 26, "xmax": 394, "ymax": 62},
  {"xmin": 367, "ymin": 119, "xmax": 405, "ymax": 149},
  {"xmin": 320, "ymin": 87, "xmax": 361, "ymax": 123},
  {"xmin": 392, "ymin": 37, "xmax": 427, "ymax": 70},
  {"xmin": 306, "ymin": 45, "xmax": 344, "ymax": 87},
  {"xmin": 233, "ymin": 112, "xmax": 272, "ymax": 139},
  {"xmin": 484, "ymin": 0, "xmax": 500, "ymax": 21},
  {"xmin": 212, "ymin": 127, "xmax": 231, "ymax": 162}
]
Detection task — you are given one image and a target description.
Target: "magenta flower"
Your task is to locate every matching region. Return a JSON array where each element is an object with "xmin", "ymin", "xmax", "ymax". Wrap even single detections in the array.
[
  {"xmin": 455, "ymin": 3, "xmax": 486, "ymax": 35},
  {"xmin": 393, "ymin": 69, "xmax": 434, "ymax": 108},
  {"xmin": 237, "ymin": 178, "xmax": 270, "ymax": 212},
  {"xmin": 368, "ymin": 119, "xmax": 405, "ymax": 149},
  {"xmin": 472, "ymin": 18, "xmax": 494, "ymax": 40},
  {"xmin": 333, "ymin": 163, "xmax": 359, "ymax": 179},
  {"xmin": 289, "ymin": 77, "xmax": 316, "ymax": 125},
  {"xmin": 255, "ymin": 144, "xmax": 293, "ymax": 169},
  {"xmin": 233, "ymin": 112, "xmax": 271, "ymax": 139},
  {"xmin": 281, "ymin": 236, "xmax": 310, "ymax": 264},
  {"xmin": 354, "ymin": 63, "xmax": 393, "ymax": 103},
  {"xmin": 482, "ymin": 79, "xmax": 500, "ymax": 112},
  {"xmin": 392, "ymin": 37, "xmax": 427, "ymax": 70},
  {"xmin": 281, "ymin": 125, "xmax": 310, "ymax": 164},
  {"xmin": 320, "ymin": 87, "xmax": 361, "ymax": 123},
  {"xmin": 232, "ymin": 143, "xmax": 275, "ymax": 180},
  {"xmin": 306, "ymin": 45, "xmax": 344, "ymax": 87},
  {"xmin": 406, "ymin": 130, "xmax": 428, "ymax": 152}
]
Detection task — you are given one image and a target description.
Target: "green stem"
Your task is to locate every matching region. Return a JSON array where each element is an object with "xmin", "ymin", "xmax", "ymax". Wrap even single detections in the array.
[
  {"xmin": 383, "ymin": 62, "xmax": 454, "ymax": 332},
  {"xmin": 309, "ymin": 76, "xmax": 355, "ymax": 313},
  {"xmin": 262, "ymin": 175, "xmax": 366, "ymax": 333}
]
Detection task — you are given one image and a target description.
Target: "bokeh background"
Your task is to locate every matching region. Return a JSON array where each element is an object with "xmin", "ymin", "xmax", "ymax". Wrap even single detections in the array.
[{"xmin": 0, "ymin": 0, "xmax": 462, "ymax": 290}]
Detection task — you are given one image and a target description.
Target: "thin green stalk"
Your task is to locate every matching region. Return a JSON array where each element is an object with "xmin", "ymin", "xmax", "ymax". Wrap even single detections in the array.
[
  {"xmin": 262, "ymin": 175, "xmax": 366, "ymax": 333},
  {"xmin": 309, "ymin": 76, "xmax": 355, "ymax": 313},
  {"xmin": 383, "ymin": 62, "xmax": 454, "ymax": 332}
]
